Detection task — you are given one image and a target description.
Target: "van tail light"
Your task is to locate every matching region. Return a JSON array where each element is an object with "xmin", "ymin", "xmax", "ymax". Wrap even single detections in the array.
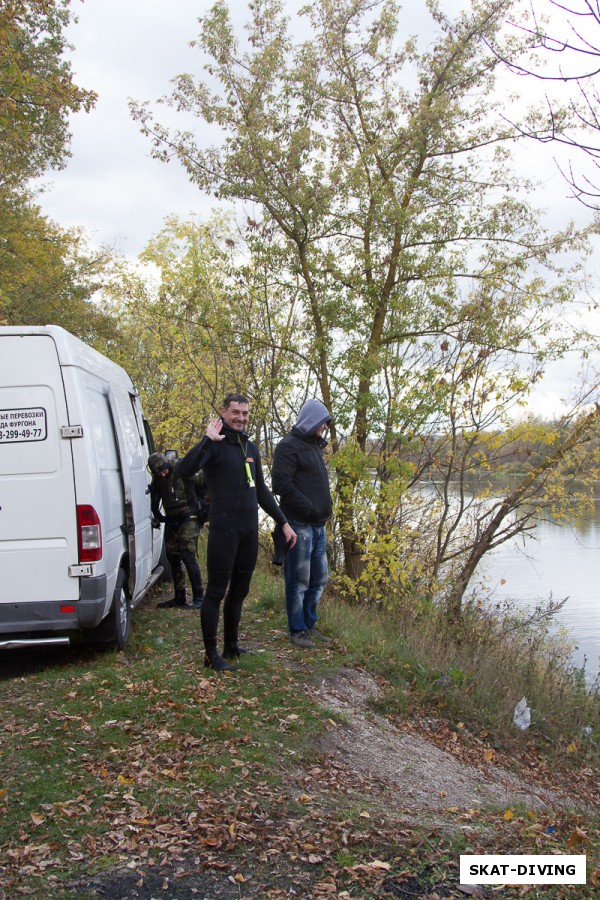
[{"xmin": 77, "ymin": 505, "xmax": 102, "ymax": 562}]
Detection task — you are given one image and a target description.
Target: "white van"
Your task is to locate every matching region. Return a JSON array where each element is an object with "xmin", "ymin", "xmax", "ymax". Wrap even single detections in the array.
[{"xmin": 0, "ymin": 325, "xmax": 164, "ymax": 650}]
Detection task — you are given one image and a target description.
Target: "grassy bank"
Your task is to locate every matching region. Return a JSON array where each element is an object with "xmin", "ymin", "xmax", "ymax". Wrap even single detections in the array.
[
  {"xmin": 0, "ymin": 562, "xmax": 598, "ymax": 898},
  {"xmin": 316, "ymin": 580, "xmax": 599, "ymax": 773}
]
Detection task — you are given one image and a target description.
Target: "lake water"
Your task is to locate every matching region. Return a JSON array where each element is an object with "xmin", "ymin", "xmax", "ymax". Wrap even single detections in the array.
[
  {"xmin": 414, "ymin": 481, "xmax": 600, "ymax": 683},
  {"xmin": 472, "ymin": 506, "xmax": 600, "ymax": 684}
]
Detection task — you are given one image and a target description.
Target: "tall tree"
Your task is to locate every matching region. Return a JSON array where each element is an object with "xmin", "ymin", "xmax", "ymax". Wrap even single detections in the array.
[
  {"xmin": 0, "ymin": 0, "xmax": 95, "ymax": 189},
  {"xmin": 0, "ymin": 190, "xmax": 115, "ymax": 340},
  {"xmin": 0, "ymin": 1, "xmax": 112, "ymax": 341},
  {"xmin": 109, "ymin": 213, "xmax": 297, "ymax": 453},
  {"xmin": 134, "ymin": 0, "xmax": 596, "ymax": 607},
  {"xmin": 492, "ymin": 0, "xmax": 600, "ymax": 207}
]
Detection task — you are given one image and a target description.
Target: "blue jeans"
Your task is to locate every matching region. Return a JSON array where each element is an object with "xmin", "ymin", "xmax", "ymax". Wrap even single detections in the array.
[{"xmin": 284, "ymin": 521, "xmax": 328, "ymax": 633}]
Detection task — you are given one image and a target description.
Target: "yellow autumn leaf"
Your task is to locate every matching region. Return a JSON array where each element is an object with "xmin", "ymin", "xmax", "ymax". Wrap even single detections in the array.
[
  {"xmin": 359, "ymin": 811, "xmax": 370, "ymax": 818},
  {"xmin": 483, "ymin": 749, "xmax": 494, "ymax": 762},
  {"xmin": 117, "ymin": 774, "xmax": 134, "ymax": 785},
  {"xmin": 31, "ymin": 813, "xmax": 45, "ymax": 826},
  {"xmin": 234, "ymin": 873, "xmax": 246, "ymax": 883},
  {"xmin": 298, "ymin": 793, "xmax": 312, "ymax": 803},
  {"xmin": 228, "ymin": 823, "xmax": 236, "ymax": 836},
  {"xmin": 566, "ymin": 742, "xmax": 578, "ymax": 754},
  {"xmin": 0, "ymin": 788, "xmax": 7, "ymax": 799},
  {"xmin": 503, "ymin": 809, "xmax": 514, "ymax": 821}
]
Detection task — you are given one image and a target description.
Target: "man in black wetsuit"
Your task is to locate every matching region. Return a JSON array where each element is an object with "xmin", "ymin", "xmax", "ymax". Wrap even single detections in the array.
[{"xmin": 178, "ymin": 393, "xmax": 296, "ymax": 671}]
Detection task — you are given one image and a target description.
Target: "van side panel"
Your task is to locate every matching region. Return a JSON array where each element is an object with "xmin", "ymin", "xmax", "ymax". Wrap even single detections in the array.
[{"xmin": 0, "ymin": 335, "xmax": 79, "ymax": 613}]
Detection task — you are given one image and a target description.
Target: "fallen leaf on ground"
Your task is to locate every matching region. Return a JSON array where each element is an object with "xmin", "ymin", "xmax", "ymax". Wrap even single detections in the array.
[{"xmin": 566, "ymin": 827, "xmax": 589, "ymax": 847}]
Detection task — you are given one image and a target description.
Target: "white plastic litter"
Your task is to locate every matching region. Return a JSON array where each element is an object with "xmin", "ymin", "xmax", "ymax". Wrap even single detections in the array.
[{"xmin": 513, "ymin": 696, "xmax": 531, "ymax": 731}]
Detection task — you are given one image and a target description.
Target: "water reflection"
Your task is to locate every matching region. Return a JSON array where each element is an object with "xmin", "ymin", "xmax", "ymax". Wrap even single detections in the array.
[
  {"xmin": 413, "ymin": 481, "xmax": 600, "ymax": 682},
  {"xmin": 475, "ymin": 512, "xmax": 600, "ymax": 681}
]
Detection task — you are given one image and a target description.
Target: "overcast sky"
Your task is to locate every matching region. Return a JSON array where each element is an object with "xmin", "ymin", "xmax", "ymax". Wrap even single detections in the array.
[
  {"xmin": 37, "ymin": 0, "xmax": 216, "ymax": 256},
  {"xmin": 39, "ymin": 0, "xmax": 449, "ymax": 256}
]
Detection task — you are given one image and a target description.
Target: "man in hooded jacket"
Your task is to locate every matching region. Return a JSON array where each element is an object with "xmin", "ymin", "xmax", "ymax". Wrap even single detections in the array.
[{"xmin": 271, "ymin": 399, "xmax": 333, "ymax": 648}]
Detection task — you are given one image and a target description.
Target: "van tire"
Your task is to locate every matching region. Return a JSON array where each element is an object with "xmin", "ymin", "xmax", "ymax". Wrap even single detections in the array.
[
  {"xmin": 89, "ymin": 568, "xmax": 131, "ymax": 650},
  {"xmin": 111, "ymin": 568, "xmax": 132, "ymax": 649}
]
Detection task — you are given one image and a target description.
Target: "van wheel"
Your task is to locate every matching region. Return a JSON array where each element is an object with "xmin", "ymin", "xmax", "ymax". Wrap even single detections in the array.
[
  {"xmin": 89, "ymin": 568, "xmax": 131, "ymax": 650},
  {"xmin": 111, "ymin": 568, "xmax": 132, "ymax": 649}
]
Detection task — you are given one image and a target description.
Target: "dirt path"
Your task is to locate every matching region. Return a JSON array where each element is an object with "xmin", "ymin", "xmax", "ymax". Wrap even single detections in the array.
[{"xmin": 310, "ymin": 668, "xmax": 574, "ymax": 816}]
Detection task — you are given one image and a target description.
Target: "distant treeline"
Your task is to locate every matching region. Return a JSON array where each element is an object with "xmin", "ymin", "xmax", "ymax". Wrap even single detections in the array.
[{"xmin": 373, "ymin": 415, "xmax": 600, "ymax": 496}]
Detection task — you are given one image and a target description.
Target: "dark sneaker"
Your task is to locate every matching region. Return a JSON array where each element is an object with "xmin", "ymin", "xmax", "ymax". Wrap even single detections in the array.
[
  {"xmin": 156, "ymin": 598, "xmax": 188, "ymax": 609},
  {"xmin": 189, "ymin": 597, "xmax": 203, "ymax": 609},
  {"xmin": 309, "ymin": 626, "xmax": 331, "ymax": 643},
  {"xmin": 290, "ymin": 630, "xmax": 315, "ymax": 649}
]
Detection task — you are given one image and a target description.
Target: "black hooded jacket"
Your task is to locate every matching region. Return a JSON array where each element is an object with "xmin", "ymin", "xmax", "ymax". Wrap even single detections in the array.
[{"xmin": 271, "ymin": 400, "xmax": 332, "ymax": 526}]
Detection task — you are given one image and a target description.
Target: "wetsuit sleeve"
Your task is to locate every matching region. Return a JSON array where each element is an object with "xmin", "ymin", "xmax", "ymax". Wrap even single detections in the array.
[
  {"xmin": 255, "ymin": 450, "xmax": 287, "ymax": 525},
  {"xmin": 149, "ymin": 482, "xmax": 165, "ymax": 521},
  {"xmin": 178, "ymin": 436, "xmax": 215, "ymax": 478},
  {"xmin": 150, "ymin": 482, "xmax": 160, "ymax": 518},
  {"xmin": 272, "ymin": 439, "xmax": 313, "ymax": 520}
]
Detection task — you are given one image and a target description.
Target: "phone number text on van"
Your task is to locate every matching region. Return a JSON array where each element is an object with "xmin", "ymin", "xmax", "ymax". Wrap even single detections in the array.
[{"xmin": 0, "ymin": 408, "xmax": 47, "ymax": 443}]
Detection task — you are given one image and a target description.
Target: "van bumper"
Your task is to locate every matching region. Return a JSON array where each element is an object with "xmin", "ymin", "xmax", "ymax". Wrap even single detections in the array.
[{"xmin": 0, "ymin": 575, "xmax": 108, "ymax": 634}]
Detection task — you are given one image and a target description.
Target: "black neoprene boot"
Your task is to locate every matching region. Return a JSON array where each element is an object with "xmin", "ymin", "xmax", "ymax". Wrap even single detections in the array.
[
  {"xmin": 189, "ymin": 593, "xmax": 203, "ymax": 610},
  {"xmin": 189, "ymin": 570, "xmax": 204, "ymax": 610},
  {"xmin": 157, "ymin": 589, "xmax": 187, "ymax": 609},
  {"xmin": 222, "ymin": 643, "xmax": 251, "ymax": 659},
  {"xmin": 204, "ymin": 646, "xmax": 236, "ymax": 672}
]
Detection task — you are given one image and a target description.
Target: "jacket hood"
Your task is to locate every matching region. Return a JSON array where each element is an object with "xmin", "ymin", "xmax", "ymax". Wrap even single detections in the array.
[{"xmin": 294, "ymin": 399, "xmax": 332, "ymax": 436}]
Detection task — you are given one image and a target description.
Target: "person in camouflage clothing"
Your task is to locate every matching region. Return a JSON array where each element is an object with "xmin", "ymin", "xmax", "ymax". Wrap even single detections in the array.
[{"xmin": 148, "ymin": 451, "xmax": 209, "ymax": 609}]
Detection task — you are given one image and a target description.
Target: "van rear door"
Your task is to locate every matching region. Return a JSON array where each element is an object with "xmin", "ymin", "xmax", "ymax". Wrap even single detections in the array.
[{"xmin": 0, "ymin": 333, "xmax": 78, "ymax": 609}]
